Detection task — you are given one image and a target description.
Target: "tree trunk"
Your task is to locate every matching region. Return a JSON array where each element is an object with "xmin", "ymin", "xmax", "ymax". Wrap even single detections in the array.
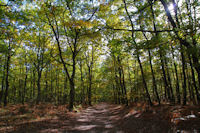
[
  {"xmin": 165, "ymin": 58, "xmax": 175, "ymax": 103},
  {"xmin": 113, "ymin": 55, "xmax": 121, "ymax": 104},
  {"xmin": 137, "ymin": 54, "xmax": 152, "ymax": 106},
  {"xmin": 88, "ymin": 66, "xmax": 92, "ymax": 105},
  {"xmin": 148, "ymin": 49, "xmax": 160, "ymax": 104},
  {"xmin": 4, "ymin": 43, "xmax": 11, "ymax": 106},
  {"xmin": 63, "ymin": 74, "xmax": 68, "ymax": 104},
  {"xmin": 22, "ymin": 63, "xmax": 28, "ymax": 104},
  {"xmin": 180, "ymin": 44, "xmax": 187, "ymax": 105},
  {"xmin": 121, "ymin": 65, "xmax": 128, "ymax": 106},
  {"xmin": 189, "ymin": 54, "xmax": 200, "ymax": 104},
  {"xmin": 79, "ymin": 60, "xmax": 85, "ymax": 104},
  {"xmin": 69, "ymin": 79, "xmax": 75, "ymax": 111},
  {"xmin": 36, "ymin": 71, "xmax": 42, "ymax": 104},
  {"xmin": 170, "ymin": 44, "xmax": 181, "ymax": 104},
  {"xmin": 0, "ymin": 59, "xmax": 6, "ymax": 104},
  {"xmin": 159, "ymin": 48, "xmax": 171, "ymax": 101}
]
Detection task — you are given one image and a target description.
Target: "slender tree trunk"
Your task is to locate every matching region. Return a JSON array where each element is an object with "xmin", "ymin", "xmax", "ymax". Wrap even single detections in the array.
[
  {"xmin": 50, "ymin": 65, "xmax": 53, "ymax": 99},
  {"xmin": 79, "ymin": 61, "xmax": 84, "ymax": 104},
  {"xmin": 187, "ymin": 69, "xmax": 195, "ymax": 104},
  {"xmin": 170, "ymin": 44, "xmax": 181, "ymax": 104},
  {"xmin": 148, "ymin": 50, "xmax": 160, "ymax": 104},
  {"xmin": 33, "ymin": 69, "xmax": 36, "ymax": 99},
  {"xmin": 180, "ymin": 44, "xmax": 187, "ymax": 105},
  {"xmin": 69, "ymin": 52, "xmax": 76, "ymax": 111},
  {"xmin": 137, "ymin": 53, "xmax": 152, "ymax": 106},
  {"xmin": 121, "ymin": 65, "xmax": 128, "ymax": 106},
  {"xmin": 30, "ymin": 67, "xmax": 33, "ymax": 99},
  {"xmin": 69, "ymin": 79, "xmax": 75, "ymax": 111},
  {"xmin": 22, "ymin": 62, "xmax": 28, "ymax": 104},
  {"xmin": 63, "ymin": 74, "xmax": 68, "ymax": 104},
  {"xmin": 127, "ymin": 60, "xmax": 134, "ymax": 102},
  {"xmin": 159, "ymin": 48, "xmax": 171, "ymax": 101},
  {"xmin": 45, "ymin": 69, "xmax": 48, "ymax": 102},
  {"xmin": 55, "ymin": 69, "xmax": 58, "ymax": 103},
  {"xmin": 113, "ymin": 55, "xmax": 121, "ymax": 104},
  {"xmin": 189, "ymin": 54, "xmax": 200, "ymax": 104},
  {"xmin": 0, "ymin": 59, "xmax": 6, "ymax": 104},
  {"xmin": 88, "ymin": 67, "xmax": 92, "ymax": 106},
  {"xmin": 37, "ymin": 71, "xmax": 42, "ymax": 104},
  {"xmin": 118, "ymin": 57, "xmax": 125, "ymax": 104},
  {"xmin": 63, "ymin": 75, "xmax": 68, "ymax": 104},
  {"xmin": 4, "ymin": 43, "xmax": 11, "ymax": 106},
  {"xmin": 165, "ymin": 58, "xmax": 175, "ymax": 103}
]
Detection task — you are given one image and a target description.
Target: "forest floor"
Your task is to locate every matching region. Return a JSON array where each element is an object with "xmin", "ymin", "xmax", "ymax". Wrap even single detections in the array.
[{"xmin": 0, "ymin": 102, "xmax": 200, "ymax": 133}]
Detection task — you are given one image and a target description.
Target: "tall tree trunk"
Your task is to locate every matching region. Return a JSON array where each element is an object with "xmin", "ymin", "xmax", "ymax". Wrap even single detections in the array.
[
  {"xmin": 170, "ymin": 44, "xmax": 181, "ymax": 104},
  {"xmin": 159, "ymin": 48, "xmax": 171, "ymax": 101},
  {"xmin": 118, "ymin": 57, "xmax": 125, "ymax": 104},
  {"xmin": 37, "ymin": 71, "xmax": 42, "ymax": 104},
  {"xmin": 148, "ymin": 49, "xmax": 160, "ymax": 104},
  {"xmin": 121, "ymin": 65, "xmax": 128, "ymax": 106},
  {"xmin": 33, "ymin": 69, "xmax": 36, "ymax": 99},
  {"xmin": 180, "ymin": 44, "xmax": 187, "ymax": 105},
  {"xmin": 189, "ymin": 54, "xmax": 200, "ymax": 104},
  {"xmin": 22, "ymin": 62, "xmax": 28, "ymax": 104},
  {"xmin": 137, "ymin": 53, "xmax": 152, "ymax": 106},
  {"xmin": 69, "ymin": 79, "xmax": 75, "ymax": 111},
  {"xmin": 63, "ymin": 74, "xmax": 68, "ymax": 104},
  {"xmin": 0, "ymin": 59, "xmax": 6, "ymax": 104},
  {"xmin": 79, "ymin": 60, "xmax": 85, "ymax": 104},
  {"xmin": 187, "ymin": 68, "xmax": 195, "ymax": 104},
  {"xmin": 30, "ymin": 67, "xmax": 33, "ymax": 99},
  {"xmin": 50, "ymin": 65, "xmax": 53, "ymax": 99},
  {"xmin": 88, "ymin": 67, "xmax": 92, "ymax": 106},
  {"xmin": 113, "ymin": 55, "xmax": 121, "ymax": 104},
  {"xmin": 4, "ymin": 42, "xmax": 11, "ymax": 106},
  {"xmin": 165, "ymin": 58, "xmax": 175, "ymax": 103},
  {"xmin": 45, "ymin": 69, "xmax": 48, "ymax": 102}
]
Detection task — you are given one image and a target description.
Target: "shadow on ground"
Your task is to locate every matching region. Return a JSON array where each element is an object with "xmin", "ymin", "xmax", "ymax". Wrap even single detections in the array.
[
  {"xmin": 5, "ymin": 103, "xmax": 125, "ymax": 133},
  {"xmin": 1, "ymin": 103, "xmax": 200, "ymax": 133}
]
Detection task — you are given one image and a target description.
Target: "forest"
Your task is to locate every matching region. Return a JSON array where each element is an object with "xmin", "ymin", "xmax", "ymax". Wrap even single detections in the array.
[{"xmin": 0, "ymin": 0, "xmax": 200, "ymax": 132}]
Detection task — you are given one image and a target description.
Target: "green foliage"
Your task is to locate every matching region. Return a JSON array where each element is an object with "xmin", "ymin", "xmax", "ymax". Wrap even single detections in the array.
[{"xmin": 0, "ymin": 0, "xmax": 199, "ymax": 107}]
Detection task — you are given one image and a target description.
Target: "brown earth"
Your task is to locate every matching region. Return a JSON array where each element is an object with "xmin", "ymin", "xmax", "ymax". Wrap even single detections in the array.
[{"xmin": 0, "ymin": 103, "xmax": 200, "ymax": 133}]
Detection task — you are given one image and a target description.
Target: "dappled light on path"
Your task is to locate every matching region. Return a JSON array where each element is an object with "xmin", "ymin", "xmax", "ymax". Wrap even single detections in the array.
[
  {"xmin": 0, "ymin": 103, "xmax": 125, "ymax": 133},
  {"xmin": 69, "ymin": 103, "xmax": 124, "ymax": 132},
  {"xmin": 1, "ymin": 103, "xmax": 200, "ymax": 133}
]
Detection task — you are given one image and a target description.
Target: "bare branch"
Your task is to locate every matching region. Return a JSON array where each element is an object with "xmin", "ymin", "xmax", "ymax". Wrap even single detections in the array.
[
  {"xmin": 107, "ymin": 27, "xmax": 173, "ymax": 33},
  {"xmin": 87, "ymin": 8, "xmax": 98, "ymax": 21}
]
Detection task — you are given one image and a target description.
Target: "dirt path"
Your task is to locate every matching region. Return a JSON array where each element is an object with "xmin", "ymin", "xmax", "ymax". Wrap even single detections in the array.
[
  {"xmin": 66, "ymin": 103, "xmax": 124, "ymax": 133},
  {"xmin": 9, "ymin": 103, "xmax": 125, "ymax": 133},
  {"xmin": 2, "ymin": 103, "xmax": 200, "ymax": 133}
]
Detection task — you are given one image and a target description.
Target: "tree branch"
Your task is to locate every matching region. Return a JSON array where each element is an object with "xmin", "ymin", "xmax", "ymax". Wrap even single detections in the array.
[
  {"xmin": 107, "ymin": 27, "xmax": 173, "ymax": 33},
  {"xmin": 87, "ymin": 8, "xmax": 98, "ymax": 21}
]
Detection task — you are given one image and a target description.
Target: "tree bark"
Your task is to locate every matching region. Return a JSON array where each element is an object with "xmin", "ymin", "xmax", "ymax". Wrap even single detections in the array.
[
  {"xmin": 4, "ymin": 42, "xmax": 11, "ymax": 106},
  {"xmin": 137, "ymin": 54, "xmax": 152, "ymax": 106},
  {"xmin": 188, "ymin": 54, "xmax": 200, "ymax": 104},
  {"xmin": 148, "ymin": 49, "xmax": 160, "ymax": 104},
  {"xmin": 170, "ymin": 44, "xmax": 181, "ymax": 104},
  {"xmin": 180, "ymin": 44, "xmax": 187, "ymax": 105},
  {"xmin": 0, "ymin": 59, "xmax": 6, "ymax": 104}
]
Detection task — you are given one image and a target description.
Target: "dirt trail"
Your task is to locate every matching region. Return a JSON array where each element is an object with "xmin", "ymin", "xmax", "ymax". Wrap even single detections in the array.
[
  {"xmin": 67, "ymin": 103, "xmax": 124, "ymax": 133},
  {"xmin": 2, "ymin": 103, "xmax": 200, "ymax": 133},
  {"xmin": 8, "ymin": 103, "xmax": 125, "ymax": 133}
]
